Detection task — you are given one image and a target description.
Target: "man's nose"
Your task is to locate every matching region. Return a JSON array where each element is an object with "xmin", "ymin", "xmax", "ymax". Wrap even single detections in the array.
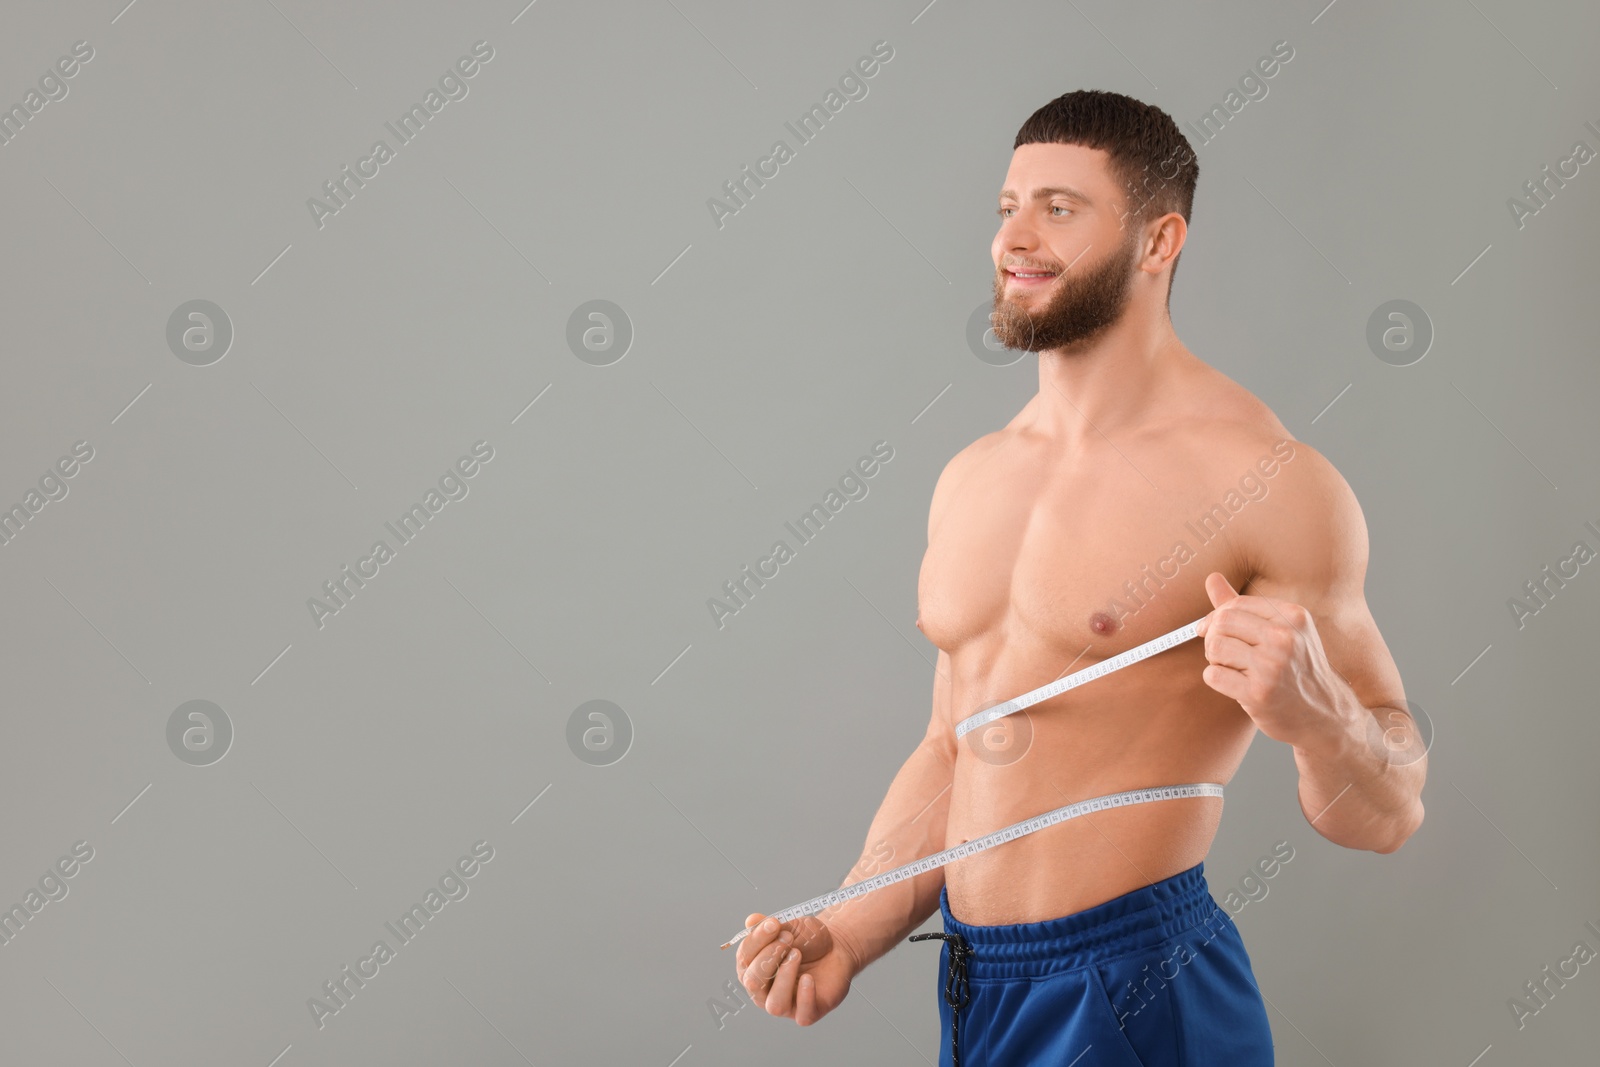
[{"xmin": 996, "ymin": 216, "xmax": 1039, "ymax": 258}]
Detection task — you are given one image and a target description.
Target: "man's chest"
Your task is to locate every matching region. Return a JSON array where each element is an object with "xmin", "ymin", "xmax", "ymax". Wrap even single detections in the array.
[{"xmin": 917, "ymin": 457, "xmax": 1252, "ymax": 660}]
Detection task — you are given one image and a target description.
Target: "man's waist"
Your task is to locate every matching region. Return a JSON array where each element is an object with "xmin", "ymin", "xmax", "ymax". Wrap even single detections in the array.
[{"xmin": 936, "ymin": 861, "xmax": 1227, "ymax": 979}]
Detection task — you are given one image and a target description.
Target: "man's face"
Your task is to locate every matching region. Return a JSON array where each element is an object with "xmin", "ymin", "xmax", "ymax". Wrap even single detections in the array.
[{"xmin": 988, "ymin": 142, "xmax": 1142, "ymax": 352}]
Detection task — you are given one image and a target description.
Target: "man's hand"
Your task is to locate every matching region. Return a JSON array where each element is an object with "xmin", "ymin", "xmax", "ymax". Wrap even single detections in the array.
[
  {"xmin": 1195, "ymin": 571, "xmax": 1357, "ymax": 749},
  {"xmin": 735, "ymin": 911, "xmax": 858, "ymax": 1026}
]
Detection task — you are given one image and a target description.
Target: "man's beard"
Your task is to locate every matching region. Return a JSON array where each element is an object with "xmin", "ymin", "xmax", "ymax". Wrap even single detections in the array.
[{"xmin": 989, "ymin": 227, "xmax": 1140, "ymax": 352}]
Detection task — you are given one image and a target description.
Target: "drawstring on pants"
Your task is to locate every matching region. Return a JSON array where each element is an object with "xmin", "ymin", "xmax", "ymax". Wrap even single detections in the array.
[{"xmin": 910, "ymin": 930, "xmax": 973, "ymax": 1066}]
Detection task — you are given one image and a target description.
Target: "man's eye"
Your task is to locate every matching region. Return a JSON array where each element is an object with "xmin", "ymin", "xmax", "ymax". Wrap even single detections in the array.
[{"xmin": 995, "ymin": 205, "xmax": 1071, "ymax": 217}]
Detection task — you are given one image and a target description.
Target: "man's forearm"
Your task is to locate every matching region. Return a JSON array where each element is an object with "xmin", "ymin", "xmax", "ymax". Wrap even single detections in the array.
[
  {"xmin": 824, "ymin": 738, "xmax": 956, "ymax": 973},
  {"xmin": 1293, "ymin": 692, "xmax": 1426, "ymax": 853}
]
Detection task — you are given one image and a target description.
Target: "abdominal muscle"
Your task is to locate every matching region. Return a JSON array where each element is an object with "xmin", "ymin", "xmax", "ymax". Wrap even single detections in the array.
[{"xmin": 939, "ymin": 652, "xmax": 1252, "ymax": 927}]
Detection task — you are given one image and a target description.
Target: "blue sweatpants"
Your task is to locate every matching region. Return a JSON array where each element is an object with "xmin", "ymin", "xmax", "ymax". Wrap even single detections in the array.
[{"xmin": 915, "ymin": 862, "xmax": 1274, "ymax": 1066}]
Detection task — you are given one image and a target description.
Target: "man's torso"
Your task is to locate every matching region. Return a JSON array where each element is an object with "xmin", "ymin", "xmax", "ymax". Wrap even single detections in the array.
[{"xmin": 918, "ymin": 363, "xmax": 1297, "ymax": 924}]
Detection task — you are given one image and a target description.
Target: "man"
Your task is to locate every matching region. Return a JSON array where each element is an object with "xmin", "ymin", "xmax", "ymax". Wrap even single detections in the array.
[{"xmin": 733, "ymin": 89, "xmax": 1426, "ymax": 1065}]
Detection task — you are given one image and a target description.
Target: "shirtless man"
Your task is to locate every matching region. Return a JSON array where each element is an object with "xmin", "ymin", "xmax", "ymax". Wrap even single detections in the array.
[{"xmin": 733, "ymin": 89, "xmax": 1427, "ymax": 1065}]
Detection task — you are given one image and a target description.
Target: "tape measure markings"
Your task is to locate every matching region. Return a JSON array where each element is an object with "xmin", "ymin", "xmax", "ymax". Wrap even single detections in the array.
[
  {"xmin": 721, "ymin": 613, "xmax": 1213, "ymax": 950},
  {"xmin": 954, "ymin": 618, "xmax": 1202, "ymax": 739},
  {"xmin": 722, "ymin": 782, "xmax": 1223, "ymax": 949}
]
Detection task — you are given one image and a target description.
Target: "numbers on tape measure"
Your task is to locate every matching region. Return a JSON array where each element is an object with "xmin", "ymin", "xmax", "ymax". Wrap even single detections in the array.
[
  {"xmin": 953, "ymin": 619, "xmax": 1202, "ymax": 739},
  {"xmin": 738, "ymin": 783, "xmax": 1224, "ymax": 939}
]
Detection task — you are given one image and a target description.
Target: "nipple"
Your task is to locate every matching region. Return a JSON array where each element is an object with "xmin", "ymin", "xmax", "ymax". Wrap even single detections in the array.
[{"xmin": 1089, "ymin": 611, "xmax": 1117, "ymax": 635}]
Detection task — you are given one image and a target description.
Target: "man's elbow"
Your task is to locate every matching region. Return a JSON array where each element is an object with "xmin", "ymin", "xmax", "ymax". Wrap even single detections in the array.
[
  {"xmin": 1311, "ymin": 798, "xmax": 1424, "ymax": 853},
  {"xmin": 1371, "ymin": 800, "xmax": 1425, "ymax": 854}
]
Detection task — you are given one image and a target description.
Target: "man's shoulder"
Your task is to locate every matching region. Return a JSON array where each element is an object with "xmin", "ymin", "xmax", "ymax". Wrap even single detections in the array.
[
  {"xmin": 1163, "ymin": 367, "xmax": 1365, "ymax": 575},
  {"xmin": 1168, "ymin": 366, "xmax": 1319, "ymax": 481},
  {"xmin": 1183, "ymin": 400, "xmax": 1356, "ymax": 529},
  {"xmin": 944, "ymin": 426, "xmax": 1010, "ymax": 472},
  {"xmin": 926, "ymin": 429, "xmax": 1007, "ymax": 533},
  {"xmin": 1229, "ymin": 433, "xmax": 1367, "ymax": 589},
  {"xmin": 1171, "ymin": 362, "xmax": 1287, "ymax": 450}
]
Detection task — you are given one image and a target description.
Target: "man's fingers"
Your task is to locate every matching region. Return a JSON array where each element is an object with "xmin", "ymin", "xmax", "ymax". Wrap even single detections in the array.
[
  {"xmin": 1205, "ymin": 605, "xmax": 1273, "ymax": 644},
  {"xmin": 1210, "ymin": 593, "xmax": 1280, "ymax": 623},
  {"xmin": 741, "ymin": 932, "xmax": 794, "ymax": 1001},
  {"xmin": 1202, "ymin": 662, "xmax": 1250, "ymax": 703},
  {"xmin": 1204, "ymin": 634, "xmax": 1254, "ymax": 671},
  {"xmin": 736, "ymin": 915, "xmax": 779, "ymax": 971},
  {"xmin": 795, "ymin": 972, "xmax": 817, "ymax": 1026},
  {"xmin": 763, "ymin": 946, "xmax": 802, "ymax": 1017},
  {"xmin": 735, "ymin": 912, "xmax": 834, "ymax": 1024}
]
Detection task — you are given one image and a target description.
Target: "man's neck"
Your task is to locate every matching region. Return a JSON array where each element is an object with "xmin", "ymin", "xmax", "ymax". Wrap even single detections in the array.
[{"xmin": 1027, "ymin": 312, "xmax": 1184, "ymax": 447}]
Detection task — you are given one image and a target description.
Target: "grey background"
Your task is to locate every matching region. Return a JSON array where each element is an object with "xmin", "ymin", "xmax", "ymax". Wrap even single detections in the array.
[{"xmin": 1, "ymin": 0, "xmax": 1596, "ymax": 1064}]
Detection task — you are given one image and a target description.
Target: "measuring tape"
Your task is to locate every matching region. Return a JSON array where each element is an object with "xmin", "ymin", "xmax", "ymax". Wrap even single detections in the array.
[
  {"xmin": 954, "ymin": 618, "xmax": 1202, "ymax": 738},
  {"xmin": 720, "ymin": 781, "xmax": 1222, "ymax": 949},
  {"xmin": 721, "ymin": 616, "xmax": 1215, "ymax": 950}
]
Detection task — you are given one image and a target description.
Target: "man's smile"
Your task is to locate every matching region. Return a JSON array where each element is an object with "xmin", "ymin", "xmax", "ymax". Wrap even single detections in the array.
[{"xmin": 1005, "ymin": 267, "xmax": 1058, "ymax": 288}]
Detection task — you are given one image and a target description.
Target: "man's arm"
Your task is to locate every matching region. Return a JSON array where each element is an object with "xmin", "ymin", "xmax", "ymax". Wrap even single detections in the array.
[
  {"xmin": 735, "ymin": 449, "xmax": 972, "ymax": 1025},
  {"xmin": 1200, "ymin": 439, "xmax": 1426, "ymax": 854},
  {"xmin": 821, "ymin": 441, "xmax": 986, "ymax": 969},
  {"xmin": 827, "ymin": 649, "xmax": 958, "ymax": 973}
]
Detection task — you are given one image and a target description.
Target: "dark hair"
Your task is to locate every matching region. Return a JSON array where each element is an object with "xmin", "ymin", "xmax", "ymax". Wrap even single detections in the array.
[{"xmin": 1013, "ymin": 90, "xmax": 1198, "ymax": 299}]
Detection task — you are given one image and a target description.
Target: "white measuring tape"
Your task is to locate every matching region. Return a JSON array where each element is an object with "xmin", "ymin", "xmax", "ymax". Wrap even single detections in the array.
[
  {"xmin": 721, "ymin": 616, "xmax": 1216, "ymax": 950},
  {"xmin": 954, "ymin": 618, "xmax": 1202, "ymax": 738}
]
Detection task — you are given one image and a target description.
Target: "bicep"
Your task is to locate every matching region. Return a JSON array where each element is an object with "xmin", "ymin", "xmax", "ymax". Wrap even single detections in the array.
[{"xmin": 1245, "ymin": 448, "xmax": 1407, "ymax": 712}]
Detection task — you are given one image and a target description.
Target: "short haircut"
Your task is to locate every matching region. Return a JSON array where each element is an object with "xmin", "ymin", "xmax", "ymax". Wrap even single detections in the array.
[{"xmin": 1013, "ymin": 90, "xmax": 1199, "ymax": 299}]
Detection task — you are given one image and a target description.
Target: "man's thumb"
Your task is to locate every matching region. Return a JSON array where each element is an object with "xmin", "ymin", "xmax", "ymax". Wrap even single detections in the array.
[{"xmin": 1204, "ymin": 571, "xmax": 1237, "ymax": 608}]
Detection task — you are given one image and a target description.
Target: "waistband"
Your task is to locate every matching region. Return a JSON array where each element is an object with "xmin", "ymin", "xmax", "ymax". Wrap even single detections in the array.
[{"xmin": 936, "ymin": 861, "xmax": 1220, "ymax": 980}]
